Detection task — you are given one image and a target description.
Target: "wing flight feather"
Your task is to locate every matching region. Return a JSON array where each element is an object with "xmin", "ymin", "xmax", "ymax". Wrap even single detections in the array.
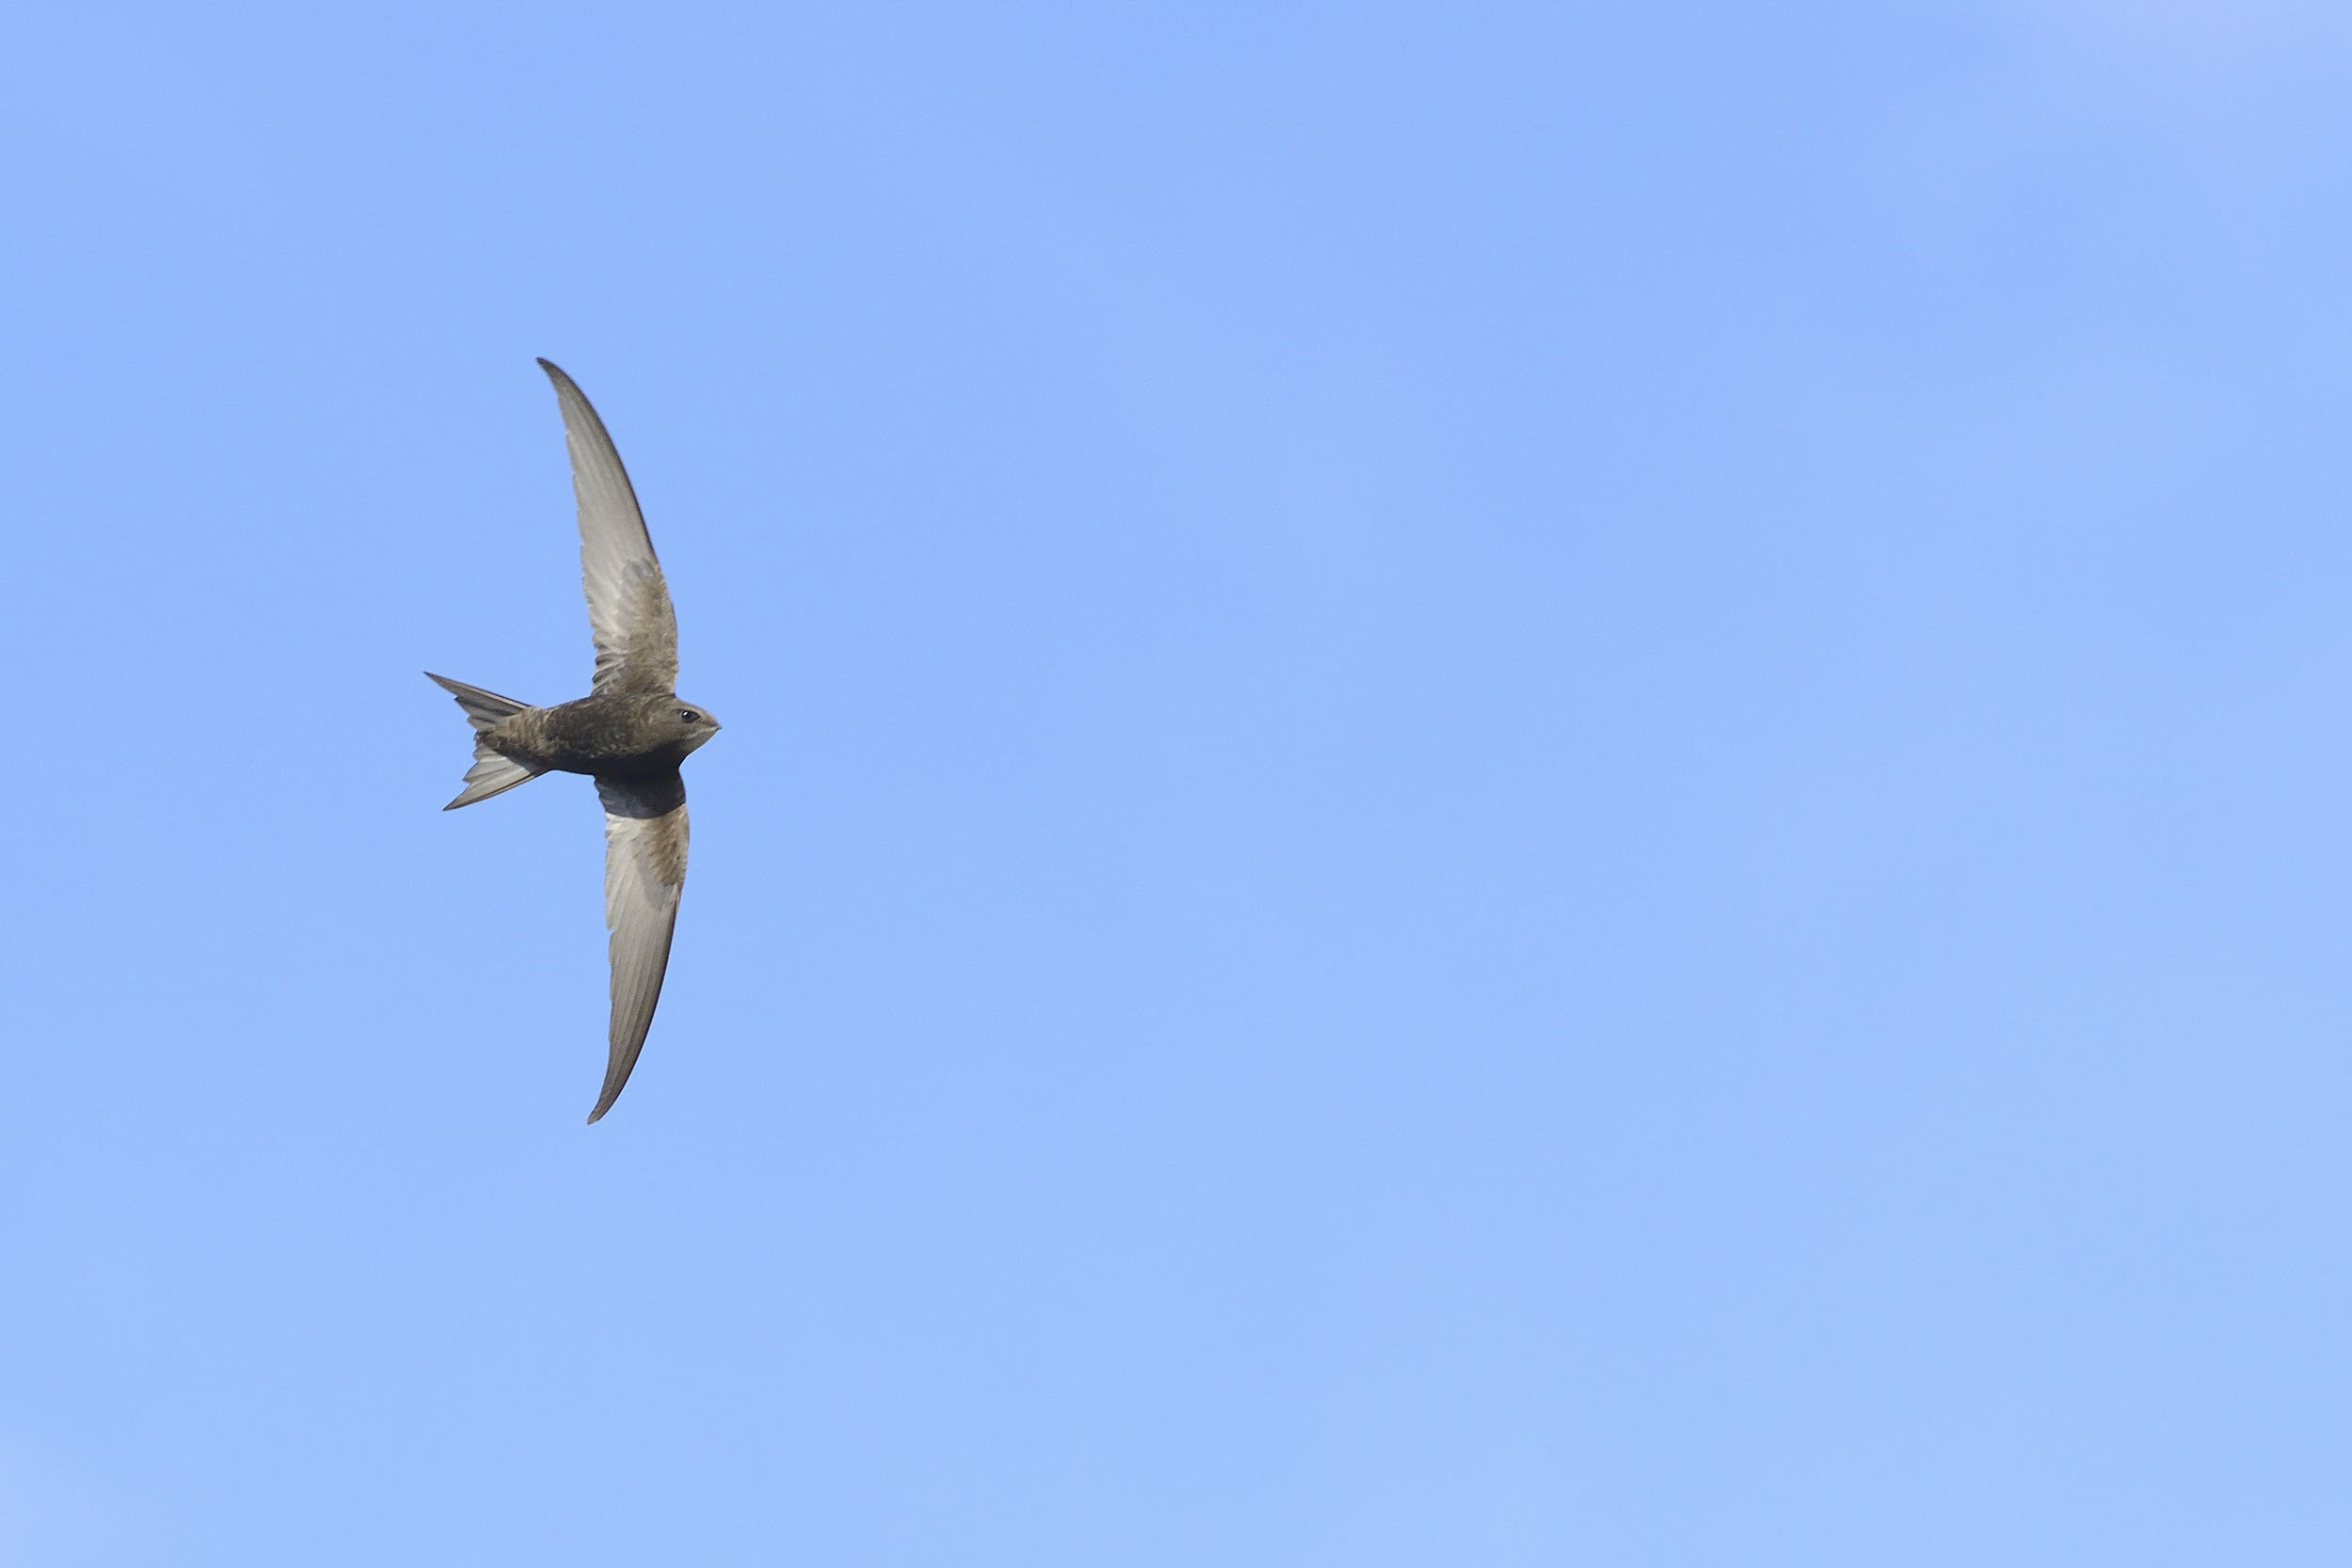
[
  {"xmin": 590, "ymin": 774, "xmax": 689, "ymax": 1123},
  {"xmin": 539, "ymin": 359, "xmax": 678, "ymax": 696}
]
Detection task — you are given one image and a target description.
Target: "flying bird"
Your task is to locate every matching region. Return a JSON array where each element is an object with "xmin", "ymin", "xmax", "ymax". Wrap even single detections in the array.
[{"xmin": 428, "ymin": 359, "xmax": 721, "ymax": 1123}]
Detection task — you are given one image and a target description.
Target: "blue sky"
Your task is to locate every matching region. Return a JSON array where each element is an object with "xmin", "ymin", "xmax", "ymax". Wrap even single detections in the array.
[{"xmin": 8, "ymin": 2, "xmax": 2352, "ymax": 1562}]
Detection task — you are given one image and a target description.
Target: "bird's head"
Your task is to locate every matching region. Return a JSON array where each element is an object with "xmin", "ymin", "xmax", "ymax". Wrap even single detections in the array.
[{"xmin": 661, "ymin": 700, "xmax": 723, "ymax": 757}]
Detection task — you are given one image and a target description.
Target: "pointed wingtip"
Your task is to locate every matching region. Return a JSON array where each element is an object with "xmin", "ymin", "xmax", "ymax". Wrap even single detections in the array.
[{"xmin": 585, "ymin": 1072, "xmax": 628, "ymax": 1124}]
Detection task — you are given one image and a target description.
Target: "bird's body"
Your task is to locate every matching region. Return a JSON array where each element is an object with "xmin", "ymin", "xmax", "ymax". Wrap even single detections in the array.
[
  {"xmin": 490, "ymin": 691, "xmax": 718, "ymax": 779},
  {"xmin": 428, "ymin": 360, "xmax": 721, "ymax": 1123}
]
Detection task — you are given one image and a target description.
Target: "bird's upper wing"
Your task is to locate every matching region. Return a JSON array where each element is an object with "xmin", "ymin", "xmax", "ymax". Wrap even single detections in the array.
[
  {"xmin": 539, "ymin": 358, "xmax": 679, "ymax": 696},
  {"xmin": 589, "ymin": 772, "xmax": 690, "ymax": 1123}
]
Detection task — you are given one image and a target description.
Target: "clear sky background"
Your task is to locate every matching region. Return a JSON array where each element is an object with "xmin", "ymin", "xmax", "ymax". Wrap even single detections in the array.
[{"xmin": 8, "ymin": 2, "xmax": 2352, "ymax": 1563}]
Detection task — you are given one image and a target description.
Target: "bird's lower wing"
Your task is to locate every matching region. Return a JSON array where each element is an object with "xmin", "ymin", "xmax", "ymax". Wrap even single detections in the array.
[{"xmin": 591, "ymin": 773, "xmax": 689, "ymax": 1123}]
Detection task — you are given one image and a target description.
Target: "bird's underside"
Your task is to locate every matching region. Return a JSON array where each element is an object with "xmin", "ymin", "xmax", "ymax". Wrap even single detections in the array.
[{"xmin": 428, "ymin": 359, "xmax": 719, "ymax": 1123}]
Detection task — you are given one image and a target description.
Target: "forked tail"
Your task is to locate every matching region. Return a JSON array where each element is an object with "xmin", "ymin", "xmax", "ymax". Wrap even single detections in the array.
[{"xmin": 425, "ymin": 673, "xmax": 546, "ymax": 809}]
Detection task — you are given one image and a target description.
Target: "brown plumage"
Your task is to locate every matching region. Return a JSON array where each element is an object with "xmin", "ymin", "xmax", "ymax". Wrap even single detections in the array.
[{"xmin": 427, "ymin": 360, "xmax": 721, "ymax": 1123}]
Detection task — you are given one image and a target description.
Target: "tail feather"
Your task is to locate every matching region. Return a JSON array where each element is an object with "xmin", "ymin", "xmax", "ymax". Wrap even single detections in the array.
[
  {"xmin": 426, "ymin": 673, "xmax": 546, "ymax": 809},
  {"xmin": 427, "ymin": 673, "xmax": 531, "ymax": 731}
]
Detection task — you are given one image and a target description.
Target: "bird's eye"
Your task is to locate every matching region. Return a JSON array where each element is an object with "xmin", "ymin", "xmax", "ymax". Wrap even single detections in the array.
[{"xmin": 678, "ymin": 709, "xmax": 700, "ymax": 723}]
